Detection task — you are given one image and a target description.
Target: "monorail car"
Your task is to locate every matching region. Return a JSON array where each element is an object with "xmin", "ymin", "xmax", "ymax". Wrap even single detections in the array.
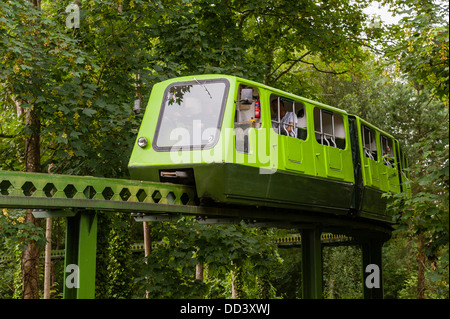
[{"xmin": 128, "ymin": 75, "xmax": 409, "ymax": 222}]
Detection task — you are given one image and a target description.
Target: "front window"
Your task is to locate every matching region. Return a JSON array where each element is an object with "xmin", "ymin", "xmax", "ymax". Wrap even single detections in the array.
[{"xmin": 154, "ymin": 79, "xmax": 229, "ymax": 150}]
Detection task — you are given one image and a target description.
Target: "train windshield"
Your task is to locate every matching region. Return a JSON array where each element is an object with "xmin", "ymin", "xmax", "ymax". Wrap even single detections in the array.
[{"xmin": 154, "ymin": 79, "xmax": 229, "ymax": 150}]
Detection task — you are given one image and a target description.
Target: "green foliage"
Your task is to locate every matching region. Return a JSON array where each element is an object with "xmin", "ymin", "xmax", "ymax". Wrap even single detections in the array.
[
  {"xmin": 323, "ymin": 246, "xmax": 363, "ymax": 299},
  {"xmin": 0, "ymin": 209, "xmax": 46, "ymax": 250},
  {"xmin": 136, "ymin": 217, "xmax": 281, "ymax": 299},
  {"xmin": 268, "ymin": 248, "xmax": 302, "ymax": 299},
  {"xmin": 383, "ymin": 233, "xmax": 418, "ymax": 299},
  {"xmin": 387, "ymin": 126, "xmax": 449, "ymax": 298},
  {"xmin": 95, "ymin": 212, "xmax": 135, "ymax": 299},
  {"xmin": 144, "ymin": 0, "xmax": 377, "ymax": 86},
  {"xmin": 1, "ymin": 0, "xmax": 151, "ymax": 177},
  {"xmin": 106, "ymin": 213, "xmax": 135, "ymax": 298},
  {"xmin": 0, "ymin": 240, "xmax": 22, "ymax": 298},
  {"xmin": 315, "ymin": 55, "xmax": 448, "ymax": 298},
  {"xmin": 382, "ymin": 0, "xmax": 449, "ymax": 100}
]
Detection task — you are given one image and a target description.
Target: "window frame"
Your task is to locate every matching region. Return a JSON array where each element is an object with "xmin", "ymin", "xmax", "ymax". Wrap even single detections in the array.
[
  {"xmin": 153, "ymin": 78, "xmax": 230, "ymax": 152},
  {"xmin": 270, "ymin": 94, "xmax": 307, "ymax": 140},
  {"xmin": 313, "ymin": 107, "xmax": 346, "ymax": 149},
  {"xmin": 380, "ymin": 134, "xmax": 395, "ymax": 167},
  {"xmin": 361, "ymin": 124, "xmax": 378, "ymax": 161}
]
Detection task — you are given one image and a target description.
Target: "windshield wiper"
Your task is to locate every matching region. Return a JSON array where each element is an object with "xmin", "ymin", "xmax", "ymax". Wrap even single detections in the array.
[{"xmin": 193, "ymin": 77, "xmax": 212, "ymax": 99}]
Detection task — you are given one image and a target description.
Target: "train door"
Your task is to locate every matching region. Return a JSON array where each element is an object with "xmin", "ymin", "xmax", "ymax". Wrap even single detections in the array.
[
  {"xmin": 360, "ymin": 125, "xmax": 381, "ymax": 189},
  {"xmin": 313, "ymin": 107, "xmax": 347, "ymax": 180},
  {"xmin": 380, "ymin": 135, "xmax": 400, "ymax": 193},
  {"xmin": 270, "ymin": 94, "xmax": 308, "ymax": 173},
  {"xmin": 234, "ymin": 84, "xmax": 265, "ymax": 167}
]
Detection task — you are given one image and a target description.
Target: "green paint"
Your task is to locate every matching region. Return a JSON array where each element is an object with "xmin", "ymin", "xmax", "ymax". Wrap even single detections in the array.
[
  {"xmin": 77, "ymin": 211, "xmax": 97, "ymax": 299},
  {"xmin": 63, "ymin": 211, "xmax": 97, "ymax": 299},
  {"xmin": 301, "ymin": 226, "xmax": 323, "ymax": 299},
  {"xmin": 0, "ymin": 170, "xmax": 196, "ymax": 211}
]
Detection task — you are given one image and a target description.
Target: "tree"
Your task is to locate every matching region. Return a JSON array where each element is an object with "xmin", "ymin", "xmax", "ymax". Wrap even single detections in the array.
[
  {"xmin": 382, "ymin": 0, "xmax": 449, "ymax": 101},
  {"xmin": 1, "ymin": 0, "xmax": 153, "ymax": 298},
  {"xmin": 137, "ymin": 218, "xmax": 281, "ymax": 299},
  {"xmin": 146, "ymin": 0, "xmax": 378, "ymax": 87},
  {"xmin": 1, "ymin": 0, "xmax": 62, "ymax": 298},
  {"xmin": 379, "ymin": 0, "xmax": 449, "ymax": 299}
]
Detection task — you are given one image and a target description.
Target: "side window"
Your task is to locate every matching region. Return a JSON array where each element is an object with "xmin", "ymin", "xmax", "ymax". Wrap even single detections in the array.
[
  {"xmin": 361, "ymin": 125, "xmax": 377, "ymax": 161},
  {"xmin": 380, "ymin": 135, "xmax": 394, "ymax": 166},
  {"xmin": 235, "ymin": 85, "xmax": 261, "ymax": 153},
  {"xmin": 270, "ymin": 94, "xmax": 307, "ymax": 140},
  {"xmin": 313, "ymin": 107, "xmax": 345, "ymax": 149},
  {"xmin": 400, "ymin": 147, "xmax": 409, "ymax": 178}
]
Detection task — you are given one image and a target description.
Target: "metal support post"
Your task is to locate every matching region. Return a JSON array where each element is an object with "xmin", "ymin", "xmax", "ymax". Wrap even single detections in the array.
[
  {"xmin": 361, "ymin": 238, "xmax": 384, "ymax": 299},
  {"xmin": 63, "ymin": 210, "xmax": 98, "ymax": 299},
  {"xmin": 301, "ymin": 225, "xmax": 323, "ymax": 299}
]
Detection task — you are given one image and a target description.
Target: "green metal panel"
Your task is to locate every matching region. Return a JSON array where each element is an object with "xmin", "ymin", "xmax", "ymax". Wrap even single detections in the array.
[
  {"xmin": 355, "ymin": 117, "xmax": 402, "ymax": 194},
  {"xmin": 193, "ymin": 162, "xmax": 354, "ymax": 214},
  {"xmin": 129, "ymin": 74, "xmax": 237, "ymax": 173},
  {"xmin": 285, "ymin": 137, "xmax": 305, "ymax": 172},
  {"xmin": 0, "ymin": 171, "xmax": 196, "ymax": 212},
  {"xmin": 325, "ymin": 146, "xmax": 344, "ymax": 179},
  {"xmin": 301, "ymin": 226, "xmax": 323, "ymax": 299},
  {"xmin": 63, "ymin": 211, "xmax": 97, "ymax": 299},
  {"xmin": 77, "ymin": 211, "xmax": 97, "ymax": 299}
]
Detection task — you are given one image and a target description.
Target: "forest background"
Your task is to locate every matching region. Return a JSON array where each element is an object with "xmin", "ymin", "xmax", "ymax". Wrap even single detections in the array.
[{"xmin": 0, "ymin": 0, "xmax": 448, "ymax": 299}]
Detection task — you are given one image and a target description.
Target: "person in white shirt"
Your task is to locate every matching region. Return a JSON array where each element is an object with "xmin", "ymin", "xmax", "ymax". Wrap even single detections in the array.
[
  {"xmin": 271, "ymin": 98, "xmax": 298, "ymax": 137},
  {"xmin": 281, "ymin": 111, "xmax": 298, "ymax": 137}
]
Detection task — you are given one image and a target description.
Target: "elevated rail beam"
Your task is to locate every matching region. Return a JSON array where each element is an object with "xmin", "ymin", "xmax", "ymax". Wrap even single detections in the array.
[
  {"xmin": 1, "ymin": 171, "xmax": 393, "ymax": 234},
  {"xmin": 0, "ymin": 170, "xmax": 196, "ymax": 211}
]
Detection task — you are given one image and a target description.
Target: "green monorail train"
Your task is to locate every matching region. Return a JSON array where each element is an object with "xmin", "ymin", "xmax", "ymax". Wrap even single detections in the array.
[{"xmin": 128, "ymin": 75, "xmax": 409, "ymax": 222}]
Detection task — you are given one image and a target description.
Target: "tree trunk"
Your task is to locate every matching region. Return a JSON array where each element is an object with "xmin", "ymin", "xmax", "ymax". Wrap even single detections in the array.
[
  {"xmin": 143, "ymin": 221, "xmax": 151, "ymax": 257},
  {"xmin": 22, "ymin": 107, "xmax": 41, "ymax": 299},
  {"xmin": 417, "ymin": 233, "xmax": 426, "ymax": 299},
  {"xmin": 257, "ymin": 274, "xmax": 270, "ymax": 299},
  {"xmin": 143, "ymin": 221, "xmax": 151, "ymax": 298},
  {"xmin": 195, "ymin": 262, "xmax": 204, "ymax": 299},
  {"xmin": 231, "ymin": 264, "xmax": 244, "ymax": 299},
  {"xmin": 196, "ymin": 263, "xmax": 204, "ymax": 281},
  {"xmin": 43, "ymin": 217, "xmax": 52, "ymax": 299}
]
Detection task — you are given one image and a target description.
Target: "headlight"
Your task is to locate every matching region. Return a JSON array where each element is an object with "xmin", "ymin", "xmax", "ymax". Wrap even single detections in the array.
[{"xmin": 137, "ymin": 136, "xmax": 148, "ymax": 148}]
